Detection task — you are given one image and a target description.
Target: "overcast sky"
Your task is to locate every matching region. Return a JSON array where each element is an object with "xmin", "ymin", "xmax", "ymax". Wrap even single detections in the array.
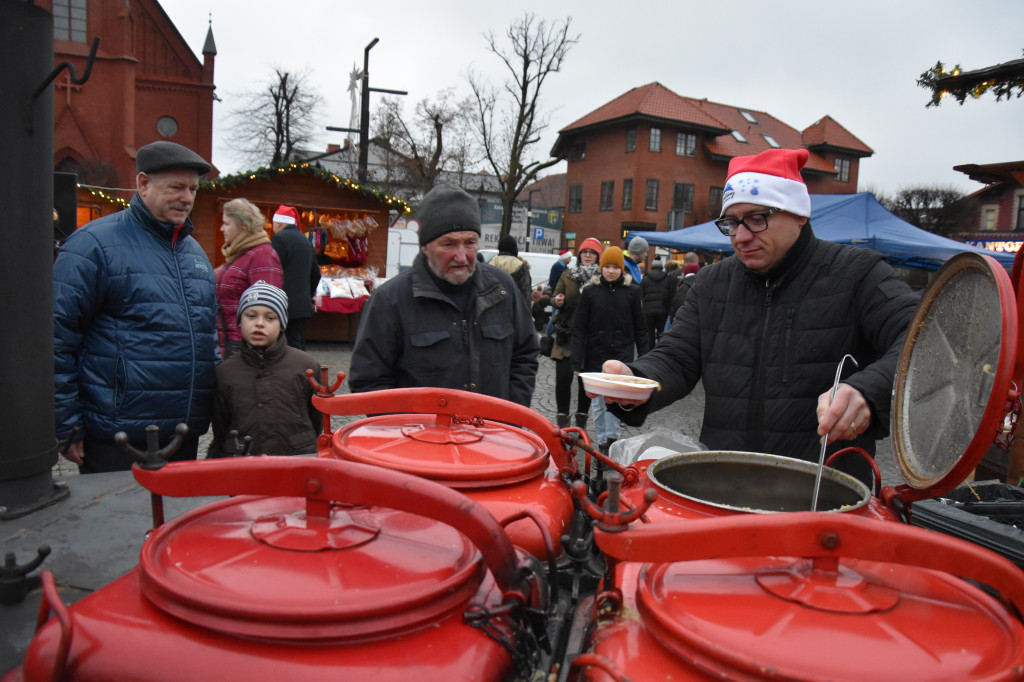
[{"xmin": 160, "ymin": 0, "xmax": 1023, "ymax": 196}]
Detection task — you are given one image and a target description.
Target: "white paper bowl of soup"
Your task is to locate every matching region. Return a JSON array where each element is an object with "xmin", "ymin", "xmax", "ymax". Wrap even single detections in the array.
[{"xmin": 580, "ymin": 372, "xmax": 661, "ymax": 401}]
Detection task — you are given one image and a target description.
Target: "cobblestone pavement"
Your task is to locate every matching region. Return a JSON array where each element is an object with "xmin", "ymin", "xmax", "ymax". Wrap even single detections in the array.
[{"xmin": 55, "ymin": 340, "xmax": 899, "ymax": 487}]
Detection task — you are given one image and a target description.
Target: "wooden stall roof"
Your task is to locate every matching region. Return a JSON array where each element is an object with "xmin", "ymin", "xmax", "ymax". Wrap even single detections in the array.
[{"xmin": 75, "ymin": 164, "xmax": 410, "ymax": 275}]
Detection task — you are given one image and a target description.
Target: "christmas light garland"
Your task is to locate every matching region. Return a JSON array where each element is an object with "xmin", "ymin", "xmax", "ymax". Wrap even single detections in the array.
[
  {"xmin": 78, "ymin": 184, "xmax": 131, "ymax": 208},
  {"xmin": 201, "ymin": 162, "xmax": 412, "ymax": 213}
]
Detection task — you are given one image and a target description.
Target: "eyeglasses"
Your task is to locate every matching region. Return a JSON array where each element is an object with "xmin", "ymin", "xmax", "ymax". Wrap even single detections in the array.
[{"xmin": 715, "ymin": 208, "xmax": 781, "ymax": 236}]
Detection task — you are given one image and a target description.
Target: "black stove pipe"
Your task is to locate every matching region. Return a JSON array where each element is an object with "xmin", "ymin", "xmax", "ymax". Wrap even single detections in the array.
[{"xmin": 0, "ymin": 2, "xmax": 68, "ymax": 518}]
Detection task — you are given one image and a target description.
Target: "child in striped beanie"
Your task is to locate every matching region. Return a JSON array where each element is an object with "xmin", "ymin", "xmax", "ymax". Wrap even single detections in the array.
[{"xmin": 210, "ymin": 281, "xmax": 322, "ymax": 457}]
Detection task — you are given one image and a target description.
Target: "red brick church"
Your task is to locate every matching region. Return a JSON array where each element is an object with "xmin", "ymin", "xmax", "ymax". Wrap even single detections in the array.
[{"xmin": 45, "ymin": 0, "xmax": 217, "ymax": 189}]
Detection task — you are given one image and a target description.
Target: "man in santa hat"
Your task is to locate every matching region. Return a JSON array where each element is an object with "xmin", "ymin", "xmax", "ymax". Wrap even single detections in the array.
[
  {"xmin": 270, "ymin": 205, "xmax": 321, "ymax": 350},
  {"xmin": 599, "ymin": 148, "xmax": 919, "ymax": 486},
  {"xmin": 548, "ymin": 248, "xmax": 572, "ymax": 291}
]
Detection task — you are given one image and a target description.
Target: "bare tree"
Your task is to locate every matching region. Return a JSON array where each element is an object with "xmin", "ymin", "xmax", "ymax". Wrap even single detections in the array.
[
  {"xmin": 875, "ymin": 185, "xmax": 970, "ymax": 237},
  {"xmin": 227, "ymin": 68, "xmax": 324, "ymax": 168},
  {"xmin": 372, "ymin": 89, "xmax": 478, "ymax": 198},
  {"xmin": 468, "ymin": 13, "xmax": 579, "ymax": 237}
]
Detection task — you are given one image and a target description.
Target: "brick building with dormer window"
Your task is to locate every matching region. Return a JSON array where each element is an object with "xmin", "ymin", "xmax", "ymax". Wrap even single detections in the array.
[{"xmin": 551, "ymin": 82, "xmax": 872, "ymax": 250}]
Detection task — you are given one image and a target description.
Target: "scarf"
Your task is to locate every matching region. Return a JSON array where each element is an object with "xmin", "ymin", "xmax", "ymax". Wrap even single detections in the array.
[
  {"xmin": 572, "ymin": 263, "xmax": 600, "ymax": 288},
  {"xmin": 222, "ymin": 230, "xmax": 271, "ymax": 264}
]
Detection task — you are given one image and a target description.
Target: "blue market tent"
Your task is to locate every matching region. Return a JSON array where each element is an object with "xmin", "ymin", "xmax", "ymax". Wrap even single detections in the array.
[{"xmin": 627, "ymin": 193, "xmax": 1016, "ymax": 270}]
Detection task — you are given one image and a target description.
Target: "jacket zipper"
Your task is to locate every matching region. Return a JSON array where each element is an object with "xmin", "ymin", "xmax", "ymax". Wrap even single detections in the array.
[
  {"xmin": 782, "ymin": 306, "xmax": 796, "ymax": 386},
  {"xmin": 749, "ymin": 278, "xmax": 774, "ymax": 451},
  {"xmin": 171, "ymin": 238, "xmax": 196, "ymax": 428},
  {"xmin": 461, "ymin": 318, "xmax": 476, "ymax": 391}
]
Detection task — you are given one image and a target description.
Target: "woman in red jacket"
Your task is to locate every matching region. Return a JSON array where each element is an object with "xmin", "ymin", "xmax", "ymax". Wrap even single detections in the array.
[{"xmin": 215, "ymin": 198, "xmax": 283, "ymax": 357}]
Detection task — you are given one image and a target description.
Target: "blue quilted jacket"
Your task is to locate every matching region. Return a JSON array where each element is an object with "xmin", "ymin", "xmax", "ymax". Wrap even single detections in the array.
[{"xmin": 54, "ymin": 194, "xmax": 218, "ymax": 444}]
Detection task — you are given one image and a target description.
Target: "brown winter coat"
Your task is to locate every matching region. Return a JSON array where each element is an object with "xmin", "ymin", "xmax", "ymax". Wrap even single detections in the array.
[{"xmin": 210, "ymin": 333, "xmax": 321, "ymax": 457}]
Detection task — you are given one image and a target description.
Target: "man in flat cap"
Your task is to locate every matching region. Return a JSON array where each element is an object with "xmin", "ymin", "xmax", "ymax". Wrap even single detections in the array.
[
  {"xmin": 349, "ymin": 185, "xmax": 539, "ymax": 406},
  {"xmin": 54, "ymin": 140, "xmax": 219, "ymax": 472}
]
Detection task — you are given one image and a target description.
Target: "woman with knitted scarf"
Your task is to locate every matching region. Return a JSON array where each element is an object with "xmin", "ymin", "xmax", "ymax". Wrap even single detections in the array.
[
  {"xmin": 550, "ymin": 237, "xmax": 603, "ymax": 429},
  {"xmin": 215, "ymin": 198, "xmax": 283, "ymax": 357}
]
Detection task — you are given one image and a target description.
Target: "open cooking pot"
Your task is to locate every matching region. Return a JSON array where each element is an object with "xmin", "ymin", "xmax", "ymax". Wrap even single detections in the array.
[{"xmin": 646, "ymin": 450, "xmax": 870, "ymax": 514}]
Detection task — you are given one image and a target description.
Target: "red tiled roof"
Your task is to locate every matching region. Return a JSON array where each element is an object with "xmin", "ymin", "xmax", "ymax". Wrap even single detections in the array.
[
  {"xmin": 555, "ymin": 83, "xmax": 867, "ymax": 170},
  {"xmin": 802, "ymin": 115, "xmax": 873, "ymax": 155},
  {"xmin": 559, "ymin": 83, "xmax": 729, "ymax": 133},
  {"xmin": 517, "ymin": 173, "xmax": 566, "ymax": 206}
]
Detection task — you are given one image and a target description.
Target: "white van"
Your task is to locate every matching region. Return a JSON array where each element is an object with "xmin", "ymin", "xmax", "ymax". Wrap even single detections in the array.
[{"xmin": 386, "ymin": 228, "xmax": 420, "ymax": 278}]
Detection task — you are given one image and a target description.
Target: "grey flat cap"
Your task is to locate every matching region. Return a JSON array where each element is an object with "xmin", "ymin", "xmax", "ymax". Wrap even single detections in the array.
[{"xmin": 136, "ymin": 141, "xmax": 212, "ymax": 175}]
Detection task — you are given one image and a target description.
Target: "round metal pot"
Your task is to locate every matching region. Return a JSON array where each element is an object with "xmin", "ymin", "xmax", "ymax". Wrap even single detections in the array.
[{"xmin": 646, "ymin": 450, "xmax": 871, "ymax": 514}]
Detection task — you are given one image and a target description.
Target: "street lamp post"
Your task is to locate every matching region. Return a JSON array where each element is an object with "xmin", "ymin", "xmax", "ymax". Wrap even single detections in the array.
[
  {"xmin": 326, "ymin": 38, "xmax": 407, "ymax": 183},
  {"xmin": 525, "ymin": 188, "xmax": 541, "ymax": 253}
]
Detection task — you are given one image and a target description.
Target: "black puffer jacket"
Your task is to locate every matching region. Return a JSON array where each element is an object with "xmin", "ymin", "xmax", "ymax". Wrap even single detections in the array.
[
  {"xmin": 641, "ymin": 268, "xmax": 671, "ymax": 317},
  {"xmin": 572, "ymin": 273, "xmax": 651, "ymax": 373},
  {"xmin": 210, "ymin": 333, "xmax": 321, "ymax": 457},
  {"xmin": 616, "ymin": 226, "xmax": 919, "ymax": 481}
]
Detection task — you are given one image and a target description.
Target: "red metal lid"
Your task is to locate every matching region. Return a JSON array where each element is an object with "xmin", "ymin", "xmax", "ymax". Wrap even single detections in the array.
[
  {"xmin": 138, "ymin": 494, "xmax": 486, "ymax": 640},
  {"xmin": 891, "ymin": 252, "xmax": 1018, "ymax": 501},
  {"xmin": 637, "ymin": 556, "xmax": 1024, "ymax": 680},
  {"xmin": 331, "ymin": 415, "xmax": 550, "ymax": 487}
]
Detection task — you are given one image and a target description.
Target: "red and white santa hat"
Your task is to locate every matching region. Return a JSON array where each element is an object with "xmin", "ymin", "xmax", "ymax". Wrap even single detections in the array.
[
  {"xmin": 720, "ymin": 148, "xmax": 811, "ymax": 218},
  {"xmin": 273, "ymin": 205, "xmax": 300, "ymax": 226},
  {"xmin": 558, "ymin": 249, "xmax": 572, "ymax": 261}
]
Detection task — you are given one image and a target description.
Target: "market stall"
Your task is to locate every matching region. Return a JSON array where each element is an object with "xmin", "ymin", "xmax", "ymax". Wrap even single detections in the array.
[{"xmin": 188, "ymin": 164, "xmax": 407, "ymax": 342}]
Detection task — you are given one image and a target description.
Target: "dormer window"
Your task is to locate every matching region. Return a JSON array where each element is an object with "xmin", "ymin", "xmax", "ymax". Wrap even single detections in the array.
[
  {"xmin": 739, "ymin": 110, "xmax": 757, "ymax": 124},
  {"xmin": 762, "ymin": 134, "xmax": 780, "ymax": 148},
  {"xmin": 731, "ymin": 130, "xmax": 748, "ymax": 143}
]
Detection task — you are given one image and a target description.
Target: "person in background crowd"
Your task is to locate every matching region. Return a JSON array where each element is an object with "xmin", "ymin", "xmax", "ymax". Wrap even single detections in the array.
[
  {"xmin": 551, "ymin": 238, "xmax": 602, "ymax": 429},
  {"xmin": 54, "ymin": 141, "xmax": 218, "ymax": 473},
  {"xmin": 210, "ymin": 281, "xmax": 321, "ymax": 457},
  {"xmin": 624, "ymin": 235, "xmax": 648, "ymax": 282},
  {"xmin": 641, "ymin": 257, "xmax": 671, "ymax": 345},
  {"xmin": 490, "ymin": 234, "xmax": 532, "ymax": 303},
  {"xmin": 349, "ymin": 185, "xmax": 539, "ymax": 406},
  {"xmin": 548, "ymin": 249, "xmax": 572, "ymax": 291},
  {"xmin": 531, "ymin": 285, "xmax": 551, "ymax": 333},
  {"xmin": 572, "ymin": 245, "xmax": 650, "ymax": 453},
  {"xmin": 669, "ymin": 257, "xmax": 700, "ymax": 323},
  {"xmin": 270, "ymin": 205, "xmax": 321, "ymax": 350},
  {"xmin": 664, "ymin": 258, "xmax": 681, "ymax": 287},
  {"xmin": 215, "ymin": 198, "xmax": 283, "ymax": 358},
  {"xmin": 315, "ymin": 242, "xmax": 334, "ymax": 266},
  {"xmin": 600, "ymin": 148, "xmax": 919, "ymax": 486}
]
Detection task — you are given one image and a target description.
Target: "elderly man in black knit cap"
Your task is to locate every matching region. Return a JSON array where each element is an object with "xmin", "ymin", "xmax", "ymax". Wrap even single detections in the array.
[{"xmin": 349, "ymin": 185, "xmax": 538, "ymax": 406}]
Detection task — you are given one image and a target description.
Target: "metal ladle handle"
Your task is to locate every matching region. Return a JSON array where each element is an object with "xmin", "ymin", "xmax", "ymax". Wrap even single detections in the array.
[{"xmin": 811, "ymin": 354, "xmax": 858, "ymax": 512}]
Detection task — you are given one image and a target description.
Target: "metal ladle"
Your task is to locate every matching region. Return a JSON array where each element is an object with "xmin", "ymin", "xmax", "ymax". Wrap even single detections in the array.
[{"xmin": 811, "ymin": 354, "xmax": 858, "ymax": 512}]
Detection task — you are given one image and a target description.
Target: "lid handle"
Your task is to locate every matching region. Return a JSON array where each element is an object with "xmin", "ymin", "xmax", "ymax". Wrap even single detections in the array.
[
  {"xmin": 133, "ymin": 457, "xmax": 525, "ymax": 595},
  {"xmin": 313, "ymin": 387, "xmax": 577, "ymax": 474},
  {"xmin": 594, "ymin": 511, "xmax": 1024, "ymax": 618}
]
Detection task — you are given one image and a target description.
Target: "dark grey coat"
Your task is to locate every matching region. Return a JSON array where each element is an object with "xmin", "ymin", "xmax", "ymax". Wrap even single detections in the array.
[{"xmin": 349, "ymin": 253, "xmax": 539, "ymax": 406}]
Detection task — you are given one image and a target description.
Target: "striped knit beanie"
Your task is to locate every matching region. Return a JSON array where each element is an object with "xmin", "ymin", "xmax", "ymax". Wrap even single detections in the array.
[{"xmin": 237, "ymin": 280, "xmax": 289, "ymax": 330}]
